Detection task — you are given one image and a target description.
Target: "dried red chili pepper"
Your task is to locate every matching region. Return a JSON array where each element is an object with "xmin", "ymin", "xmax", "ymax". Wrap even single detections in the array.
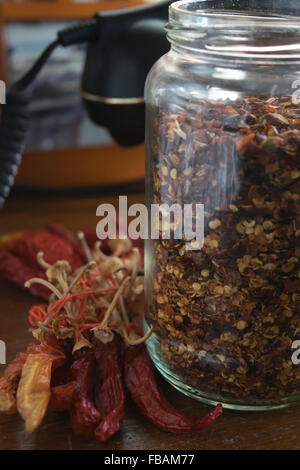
[
  {"xmin": 48, "ymin": 343, "xmax": 74, "ymax": 412},
  {"xmin": 0, "ymin": 232, "xmax": 23, "ymax": 250},
  {"xmin": 17, "ymin": 341, "xmax": 66, "ymax": 432},
  {"xmin": 48, "ymin": 382, "xmax": 75, "ymax": 412},
  {"xmin": 94, "ymin": 336, "xmax": 125, "ymax": 442},
  {"xmin": 69, "ymin": 348, "xmax": 101, "ymax": 437},
  {"xmin": 3, "ymin": 351, "xmax": 30, "ymax": 378},
  {"xmin": 80, "ymin": 228, "xmax": 99, "ymax": 251},
  {"xmin": 2, "ymin": 335, "xmax": 61, "ymax": 380},
  {"xmin": 0, "ymin": 350, "xmax": 30, "ymax": 414},
  {"xmin": 46, "ymin": 222, "xmax": 85, "ymax": 262},
  {"xmin": 0, "ymin": 335, "xmax": 66, "ymax": 415},
  {"xmin": 124, "ymin": 344, "xmax": 223, "ymax": 434},
  {"xmin": 10, "ymin": 231, "xmax": 83, "ymax": 271},
  {"xmin": 0, "ymin": 250, "xmax": 50, "ymax": 299},
  {"xmin": 0, "ymin": 230, "xmax": 84, "ymax": 299}
]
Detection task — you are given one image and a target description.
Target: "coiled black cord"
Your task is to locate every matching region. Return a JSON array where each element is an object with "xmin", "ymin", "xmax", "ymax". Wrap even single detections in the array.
[
  {"xmin": 12, "ymin": 40, "xmax": 60, "ymax": 92},
  {"xmin": 0, "ymin": 18, "xmax": 99, "ymax": 208}
]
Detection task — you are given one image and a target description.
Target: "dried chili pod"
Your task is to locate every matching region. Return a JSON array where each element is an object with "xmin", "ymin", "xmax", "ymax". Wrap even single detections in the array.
[
  {"xmin": 124, "ymin": 344, "xmax": 223, "ymax": 434},
  {"xmin": 17, "ymin": 342, "xmax": 66, "ymax": 432},
  {"xmin": 0, "ymin": 250, "xmax": 50, "ymax": 299},
  {"xmin": 0, "ymin": 231, "xmax": 23, "ymax": 250},
  {"xmin": 3, "ymin": 351, "xmax": 30, "ymax": 378},
  {"xmin": 10, "ymin": 231, "xmax": 83, "ymax": 271},
  {"xmin": 0, "ymin": 339, "xmax": 55, "ymax": 415},
  {"xmin": 0, "ymin": 350, "xmax": 30, "ymax": 414},
  {"xmin": 0, "ymin": 375, "xmax": 19, "ymax": 414},
  {"xmin": 0, "ymin": 229, "xmax": 84, "ymax": 299},
  {"xmin": 69, "ymin": 348, "xmax": 101, "ymax": 437},
  {"xmin": 81, "ymin": 228, "xmax": 100, "ymax": 251},
  {"xmin": 45, "ymin": 223, "xmax": 85, "ymax": 261},
  {"xmin": 48, "ymin": 382, "xmax": 75, "ymax": 412},
  {"xmin": 94, "ymin": 336, "xmax": 125, "ymax": 442}
]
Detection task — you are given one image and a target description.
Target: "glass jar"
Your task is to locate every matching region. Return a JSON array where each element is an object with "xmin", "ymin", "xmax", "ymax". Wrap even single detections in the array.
[{"xmin": 144, "ymin": 0, "xmax": 300, "ymax": 410}]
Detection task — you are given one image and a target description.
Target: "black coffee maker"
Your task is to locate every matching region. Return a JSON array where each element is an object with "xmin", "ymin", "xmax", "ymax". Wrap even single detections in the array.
[{"xmin": 0, "ymin": 0, "xmax": 172, "ymax": 207}]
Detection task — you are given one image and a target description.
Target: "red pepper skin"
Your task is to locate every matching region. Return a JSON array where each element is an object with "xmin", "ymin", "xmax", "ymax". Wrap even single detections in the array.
[
  {"xmin": 10, "ymin": 231, "xmax": 83, "ymax": 271},
  {"xmin": 81, "ymin": 228, "xmax": 99, "ymax": 251},
  {"xmin": 0, "ymin": 230, "xmax": 84, "ymax": 299},
  {"xmin": 49, "ymin": 340, "xmax": 74, "ymax": 411},
  {"xmin": 0, "ymin": 335, "xmax": 65, "ymax": 416},
  {"xmin": 94, "ymin": 337, "xmax": 125, "ymax": 442},
  {"xmin": 49, "ymin": 382, "xmax": 75, "ymax": 412},
  {"xmin": 0, "ymin": 250, "xmax": 50, "ymax": 299},
  {"xmin": 3, "ymin": 335, "xmax": 63, "ymax": 378},
  {"xmin": 46, "ymin": 223, "xmax": 85, "ymax": 262},
  {"xmin": 69, "ymin": 349, "xmax": 101, "ymax": 437},
  {"xmin": 124, "ymin": 344, "xmax": 223, "ymax": 434},
  {"xmin": 31, "ymin": 339, "xmax": 66, "ymax": 372},
  {"xmin": 3, "ymin": 351, "xmax": 30, "ymax": 378}
]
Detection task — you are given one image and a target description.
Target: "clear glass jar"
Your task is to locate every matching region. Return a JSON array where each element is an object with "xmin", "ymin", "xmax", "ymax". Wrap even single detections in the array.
[{"xmin": 144, "ymin": 0, "xmax": 300, "ymax": 410}]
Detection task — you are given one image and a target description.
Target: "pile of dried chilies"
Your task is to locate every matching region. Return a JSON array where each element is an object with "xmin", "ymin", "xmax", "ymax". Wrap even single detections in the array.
[{"xmin": 0, "ymin": 223, "xmax": 222, "ymax": 441}]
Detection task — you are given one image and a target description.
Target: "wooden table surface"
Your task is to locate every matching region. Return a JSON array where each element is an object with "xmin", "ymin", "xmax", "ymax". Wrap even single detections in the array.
[{"xmin": 0, "ymin": 193, "xmax": 300, "ymax": 451}]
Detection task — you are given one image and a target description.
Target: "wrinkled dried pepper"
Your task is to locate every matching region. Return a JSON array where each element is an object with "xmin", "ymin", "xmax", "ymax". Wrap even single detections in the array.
[
  {"xmin": 0, "ymin": 230, "xmax": 84, "ymax": 299},
  {"xmin": 0, "ymin": 375, "xmax": 19, "ymax": 415},
  {"xmin": 69, "ymin": 348, "xmax": 101, "ymax": 437},
  {"xmin": 3, "ymin": 351, "xmax": 30, "ymax": 378},
  {"xmin": 10, "ymin": 231, "xmax": 83, "ymax": 271},
  {"xmin": 46, "ymin": 223, "xmax": 85, "ymax": 262},
  {"xmin": 0, "ymin": 251, "xmax": 50, "ymax": 299},
  {"xmin": 0, "ymin": 232, "xmax": 23, "ymax": 250},
  {"xmin": 124, "ymin": 344, "xmax": 223, "ymax": 434},
  {"xmin": 17, "ymin": 342, "xmax": 65, "ymax": 432},
  {"xmin": 0, "ymin": 338, "xmax": 59, "ymax": 415},
  {"xmin": 49, "ymin": 381, "xmax": 75, "ymax": 412},
  {"xmin": 94, "ymin": 337, "xmax": 125, "ymax": 442},
  {"xmin": 0, "ymin": 350, "xmax": 30, "ymax": 414}
]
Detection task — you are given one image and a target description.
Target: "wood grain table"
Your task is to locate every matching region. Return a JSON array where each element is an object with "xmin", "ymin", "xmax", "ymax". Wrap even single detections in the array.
[{"xmin": 0, "ymin": 193, "xmax": 300, "ymax": 450}]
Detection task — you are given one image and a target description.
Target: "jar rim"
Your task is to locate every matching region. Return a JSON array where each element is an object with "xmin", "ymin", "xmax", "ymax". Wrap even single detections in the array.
[
  {"xmin": 169, "ymin": 0, "xmax": 300, "ymax": 23},
  {"xmin": 167, "ymin": 0, "xmax": 300, "ymax": 61}
]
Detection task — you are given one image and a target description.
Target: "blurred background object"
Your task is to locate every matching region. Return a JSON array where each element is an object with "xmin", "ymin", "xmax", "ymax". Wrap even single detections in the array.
[
  {"xmin": 5, "ymin": 20, "xmax": 112, "ymax": 151},
  {"xmin": 0, "ymin": 0, "xmax": 164, "ymax": 191}
]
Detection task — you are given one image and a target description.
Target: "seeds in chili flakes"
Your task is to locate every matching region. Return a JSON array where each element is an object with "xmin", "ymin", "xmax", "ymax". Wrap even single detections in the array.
[{"xmin": 146, "ymin": 95, "xmax": 300, "ymax": 405}]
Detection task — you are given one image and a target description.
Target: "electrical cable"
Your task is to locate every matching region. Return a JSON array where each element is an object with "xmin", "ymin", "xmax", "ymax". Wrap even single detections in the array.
[{"xmin": 0, "ymin": 19, "xmax": 99, "ymax": 208}]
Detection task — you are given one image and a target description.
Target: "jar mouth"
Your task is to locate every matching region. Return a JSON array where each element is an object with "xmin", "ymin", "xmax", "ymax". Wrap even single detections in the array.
[
  {"xmin": 170, "ymin": 0, "xmax": 300, "ymax": 21},
  {"xmin": 167, "ymin": 0, "xmax": 300, "ymax": 61}
]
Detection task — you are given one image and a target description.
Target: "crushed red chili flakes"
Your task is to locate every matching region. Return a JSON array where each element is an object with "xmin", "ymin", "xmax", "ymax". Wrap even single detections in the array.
[{"xmin": 146, "ymin": 95, "xmax": 300, "ymax": 404}]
